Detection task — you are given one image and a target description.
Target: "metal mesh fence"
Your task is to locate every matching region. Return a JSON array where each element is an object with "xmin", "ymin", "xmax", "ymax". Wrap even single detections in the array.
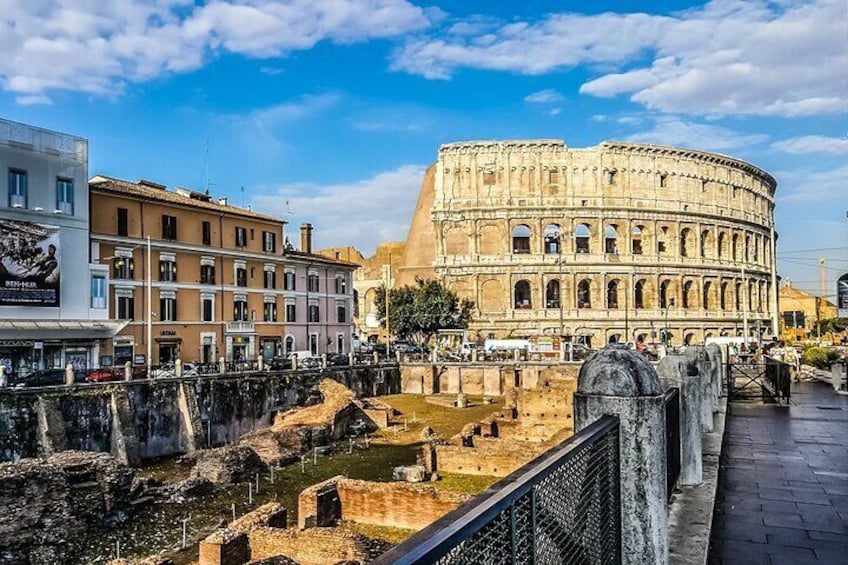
[
  {"xmin": 664, "ymin": 388, "xmax": 681, "ymax": 502},
  {"xmin": 373, "ymin": 416, "xmax": 621, "ymax": 565}
]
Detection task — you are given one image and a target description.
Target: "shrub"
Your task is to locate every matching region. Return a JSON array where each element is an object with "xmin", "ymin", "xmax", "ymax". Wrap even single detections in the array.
[{"xmin": 802, "ymin": 347, "xmax": 839, "ymax": 369}]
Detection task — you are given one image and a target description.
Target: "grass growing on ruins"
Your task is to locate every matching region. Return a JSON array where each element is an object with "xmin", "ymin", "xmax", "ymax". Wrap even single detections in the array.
[
  {"xmin": 342, "ymin": 520, "xmax": 416, "ymax": 545},
  {"xmin": 376, "ymin": 393, "xmax": 504, "ymax": 444},
  {"xmin": 436, "ymin": 471, "xmax": 499, "ymax": 495}
]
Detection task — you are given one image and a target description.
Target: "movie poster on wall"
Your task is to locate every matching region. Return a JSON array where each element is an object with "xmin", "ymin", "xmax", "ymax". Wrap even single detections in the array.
[{"xmin": 0, "ymin": 219, "xmax": 61, "ymax": 307}]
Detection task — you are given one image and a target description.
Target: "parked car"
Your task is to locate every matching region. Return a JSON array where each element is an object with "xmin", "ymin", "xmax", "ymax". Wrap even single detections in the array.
[
  {"xmin": 267, "ymin": 356, "xmax": 292, "ymax": 371},
  {"xmin": 299, "ymin": 356, "xmax": 321, "ymax": 369},
  {"xmin": 86, "ymin": 365, "xmax": 147, "ymax": 382},
  {"xmin": 150, "ymin": 362, "xmax": 199, "ymax": 379},
  {"xmin": 18, "ymin": 369, "xmax": 87, "ymax": 387},
  {"xmin": 328, "ymin": 353, "xmax": 350, "ymax": 367}
]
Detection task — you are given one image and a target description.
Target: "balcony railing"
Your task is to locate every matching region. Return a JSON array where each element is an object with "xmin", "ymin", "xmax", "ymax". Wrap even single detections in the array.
[{"xmin": 225, "ymin": 321, "xmax": 255, "ymax": 333}]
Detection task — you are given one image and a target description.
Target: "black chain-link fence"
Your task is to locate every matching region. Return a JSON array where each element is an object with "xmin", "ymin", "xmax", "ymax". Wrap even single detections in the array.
[
  {"xmin": 372, "ymin": 415, "xmax": 621, "ymax": 565},
  {"xmin": 665, "ymin": 387, "xmax": 681, "ymax": 502}
]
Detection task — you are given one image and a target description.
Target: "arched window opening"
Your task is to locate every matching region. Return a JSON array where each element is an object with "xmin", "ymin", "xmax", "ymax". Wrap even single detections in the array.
[
  {"xmin": 717, "ymin": 232, "xmax": 725, "ymax": 259},
  {"xmin": 353, "ymin": 289, "xmax": 359, "ymax": 318},
  {"xmin": 514, "ymin": 280, "xmax": 532, "ymax": 309},
  {"xmin": 703, "ymin": 281, "xmax": 712, "ymax": 310},
  {"xmin": 744, "ymin": 235, "xmax": 750, "ymax": 262},
  {"xmin": 285, "ymin": 335, "xmax": 295, "ymax": 354},
  {"xmin": 512, "ymin": 224, "xmax": 531, "ymax": 254},
  {"xmin": 682, "ymin": 281, "xmax": 694, "ymax": 309},
  {"xmin": 700, "ymin": 230, "xmax": 710, "ymax": 258},
  {"xmin": 660, "ymin": 280, "xmax": 670, "ymax": 309},
  {"xmin": 753, "ymin": 237, "xmax": 759, "ymax": 263},
  {"xmin": 634, "ymin": 280, "xmax": 645, "ymax": 309},
  {"xmin": 575, "ymin": 224, "xmax": 591, "ymax": 254},
  {"xmin": 720, "ymin": 282, "xmax": 728, "ymax": 310},
  {"xmin": 544, "ymin": 224, "xmax": 561, "ymax": 254},
  {"xmin": 607, "ymin": 279, "xmax": 620, "ymax": 309},
  {"xmin": 680, "ymin": 228, "xmax": 692, "ymax": 257},
  {"xmin": 577, "ymin": 279, "xmax": 591, "ymax": 308},
  {"xmin": 732, "ymin": 234, "xmax": 739, "ymax": 261},
  {"xmin": 545, "ymin": 280, "xmax": 561, "ymax": 309},
  {"xmin": 684, "ymin": 333, "xmax": 695, "ymax": 346},
  {"xmin": 605, "ymin": 225, "xmax": 618, "ymax": 254},
  {"xmin": 735, "ymin": 282, "xmax": 742, "ymax": 310},
  {"xmin": 631, "ymin": 225, "xmax": 643, "ymax": 255}
]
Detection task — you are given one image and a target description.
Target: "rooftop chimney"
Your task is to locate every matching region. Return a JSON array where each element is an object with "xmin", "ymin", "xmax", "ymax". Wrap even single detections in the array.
[{"xmin": 300, "ymin": 223, "xmax": 313, "ymax": 254}]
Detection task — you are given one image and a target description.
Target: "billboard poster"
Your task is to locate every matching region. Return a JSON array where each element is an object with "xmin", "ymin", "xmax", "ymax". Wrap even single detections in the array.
[
  {"xmin": 838, "ymin": 273, "xmax": 848, "ymax": 318},
  {"xmin": 0, "ymin": 219, "xmax": 60, "ymax": 307}
]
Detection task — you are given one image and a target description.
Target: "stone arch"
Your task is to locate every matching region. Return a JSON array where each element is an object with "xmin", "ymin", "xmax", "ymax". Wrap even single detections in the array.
[
  {"xmin": 543, "ymin": 224, "xmax": 561, "ymax": 254},
  {"xmin": 744, "ymin": 234, "xmax": 751, "ymax": 262},
  {"xmin": 512, "ymin": 224, "xmax": 532, "ymax": 254},
  {"xmin": 732, "ymin": 233, "xmax": 739, "ymax": 261},
  {"xmin": 700, "ymin": 229, "xmax": 713, "ymax": 259},
  {"xmin": 684, "ymin": 332, "xmax": 696, "ymax": 346},
  {"xmin": 478, "ymin": 224, "xmax": 503, "ymax": 255},
  {"xmin": 444, "ymin": 225, "xmax": 468, "ymax": 255},
  {"xmin": 735, "ymin": 281, "xmax": 742, "ymax": 310},
  {"xmin": 364, "ymin": 287, "xmax": 379, "ymax": 315},
  {"xmin": 479, "ymin": 279, "xmax": 505, "ymax": 312},
  {"xmin": 720, "ymin": 281, "xmax": 729, "ymax": 310},
  {"xmin": 577, "ymin": 279, "xmax": 592, "ymax": 308},
  {"xmin": 575, "ymin": 223, "xmax": 591, "ymax": 254},
  {"xmin": 606, "ymin": 278, "xmax": 621, "ymax": 309},
  {"xmin": 703, "ymin": 280, "xmax": 715, "ymax": 310},
  {"xmin": 717, "ymin": 232, "xmax": 726, "ymax": 259},
  {"xmin": 545, "ymin": 279, "xmax": 561, "ymax": 308},
  {"xmin": 631, "ymin": 225, "xmax": 644, "ymax": 255},
  {"xmin": 659, "ymin": 279, "xmax": 677, "ymax": 309},
  {"xmin": 605, "ymin": 225, "xmax": 619, "ymax": 254},
  {"xmin": 680, "ymin": 227, "xmax": 695, "ymax": 258},
  {"xmin": 634, "ymin": 279, "xmax": 646, "ymax": 309},
  {"xmin": 682, "ymin": 280, "xmax": 695, "ymax": 309},
  {"xmin": 514, "ymin": 279, "xmax": 532, "ymax": 309}
]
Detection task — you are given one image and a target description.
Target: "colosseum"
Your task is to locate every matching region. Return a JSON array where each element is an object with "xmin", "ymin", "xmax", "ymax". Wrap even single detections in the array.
[{"xmin": 322, "ymin": 139, "xmax": 779, "ymax": 349}]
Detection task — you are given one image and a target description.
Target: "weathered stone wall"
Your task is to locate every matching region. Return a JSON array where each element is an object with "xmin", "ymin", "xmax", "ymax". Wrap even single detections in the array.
[
  {"xmin": 401, "ymin": 362, "xmax": 581, "ymax": 396},
  {"xmin": 336, "ymin": 479, "xmax": 469, "ymax": 531},
  {"xmin": 0, "ymin": 365, "xmax": 400, "ymax": 463},
  {"xmin": 429, "ymin": 440, "xmax": 547, "ymax": 477},
  {"xmin": 247, "ymin": 527, "xmax": 389, "ymax": 565}
]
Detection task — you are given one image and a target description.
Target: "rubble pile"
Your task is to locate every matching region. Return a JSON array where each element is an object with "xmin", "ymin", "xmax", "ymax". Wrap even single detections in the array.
[{"xmin": 192, "ymin": 444, "xmax": 267, "ymax": 484}]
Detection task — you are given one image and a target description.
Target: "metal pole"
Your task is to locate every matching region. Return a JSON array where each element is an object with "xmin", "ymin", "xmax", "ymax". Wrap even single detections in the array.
[
  {"xmin": 386, "ymin": 253, "xmax": 392, "ymax": 355},
  {"xmin": 558, "ymin": 241, "xmax": 564, "ymax": 348},
  {"xmin": 146, "ymin": 235, "xmax": 152, "ymax": 375},
  {"xmin": 741, "ymin": 266, "xmax": 749, "ymax": 343},
  {"xmin": 624, "ymin": 275, "xmax": 629, "ymax": 343},
  {"xmin": 818, "ymin": 258, "xmax": 826, "ymax": 339}
]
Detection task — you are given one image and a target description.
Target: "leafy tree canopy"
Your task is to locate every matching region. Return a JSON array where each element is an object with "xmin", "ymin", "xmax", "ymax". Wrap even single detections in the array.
[{"xmin": 374, "ymin": 278, "xmax": 474, "ymax": 346}]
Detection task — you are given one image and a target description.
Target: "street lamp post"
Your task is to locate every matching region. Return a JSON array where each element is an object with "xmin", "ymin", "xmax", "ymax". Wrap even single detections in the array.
[
  {"xmin": 146, "ymin": 236, "xmax": 152, "ymax": 377},
  {"xmin": 664, "ymin": 298, "xmax": 676, "ymax": 347}
]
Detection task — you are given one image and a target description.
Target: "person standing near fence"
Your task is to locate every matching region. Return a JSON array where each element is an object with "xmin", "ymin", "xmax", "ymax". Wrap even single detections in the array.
[{"xmin": 784, "ymin": 345, "xmax": 800, "ymax": 382}]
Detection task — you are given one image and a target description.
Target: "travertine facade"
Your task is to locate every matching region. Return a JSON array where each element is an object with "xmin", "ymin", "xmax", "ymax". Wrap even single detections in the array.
[{"xmin": 348, "ymin": 140, "xmax": 779, "ymax": 347}]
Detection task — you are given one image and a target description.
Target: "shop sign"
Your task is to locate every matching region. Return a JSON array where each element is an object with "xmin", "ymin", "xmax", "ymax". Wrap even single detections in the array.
[
  {"xmin": 160, "ymin": 330, "xmax": 177, "ymax": 336},
  {"xmin": 33, "ymin": 341, "xmax": 43, "ymax": 350},
  {"xmin": 0, "ymin": 219, "xmax": 61, "ymax": 307},
  {"xmin": 134, "ymin": 354, "xmax": 146, "ymax": 365},
  {"xmin": 0, "ymin": 340, "xmax": 35, "ymax": 347}
]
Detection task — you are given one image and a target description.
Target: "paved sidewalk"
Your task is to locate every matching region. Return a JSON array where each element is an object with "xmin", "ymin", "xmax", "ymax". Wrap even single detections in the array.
[{"xmin": 709, "ymin": 381, "xmax": 848, "ymax": 564}]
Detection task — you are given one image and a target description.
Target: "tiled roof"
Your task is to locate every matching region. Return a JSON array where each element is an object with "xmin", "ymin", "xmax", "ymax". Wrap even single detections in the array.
[
  {"xmin": 89, "ymin": 175, "xmax": 284, "ymax": 223},
  {"xmin": 285, "ymin": 249, "xmax": 361, "ymax": 269}
]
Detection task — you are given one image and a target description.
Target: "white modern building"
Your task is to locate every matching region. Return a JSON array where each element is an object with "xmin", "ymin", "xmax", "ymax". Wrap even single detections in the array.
[{"xmin": 0, "ymin": 118, "xmax": 124, "ymax": 377}]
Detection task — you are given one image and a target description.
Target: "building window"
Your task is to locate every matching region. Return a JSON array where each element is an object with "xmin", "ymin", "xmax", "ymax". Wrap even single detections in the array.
[
  {"xmin": 634, "ymin": 280, "xmax": 645, "ymax": 309},
  {"xmin": 285, "ymin": 271, "xmax": 296, "ymax": 291},
  {"xmin": 113, "ymin": 257, "xmax": 135, "ymax": 279},
  {"xmin": 308, "ymin": 304, "xmax": 320, "ymax": 323},
  {"xmin": 200, "ymin": 264, "xmax": 215, "ymax": 285},
  {"xmin": 660, "ymin": 280, "xmax": 670, "ymax": 309},
  {"xmin": 659, "ymin": 173, "xmax": 668, "ymax": 188},
  {"xmin": 162, "ymin": 215, "xmax": 177, "ymax": 240},
  {"xmin": 631, "ymin": 226, "xmax": 643, "ymax": 255},
  {"xmin": 202, "ymin": 221, "xmax": 212, "ymax": 246},
  {"xmin": 575, "ymin": 224, "xmax": 591, "ymax": 254},
  {"xmin": 512, "ymin": 224, "xmax": 531, "ymax": 254},
  {"xmin": 159, "ymin": 258, "xmax": 177, "ymax": 282},
  {"xmin": 606, "ymin": 170, "xmax": 616, "ymax": 184},
  {"xmin": 337, "ymin": 303, "xmax": 347, "ymax": 323},
  {"xmin": 263, "ymin": 231, "xmax": 276, "ymax": 253},
  {"xmin": 236, "ymin": 266, "xmax": 247, "ymax": 287},
  {"xmin": 235, "ymin": 226, "xmax": 248, "ymax": 247},
  {"xmin": 544, "ymin": 224, "xmax": 561, "ymax": 254},
  {"xmin": 335, "ymin": 276, "xmax": 346, "ymax": 294},
  {"xmin": 233, "ymin": 299, "xmax": 249, "ymax": 321},
  {"xmin": 117, "ymin": 295, "xmax": 134, "ymax": 320},
  {"xmin": 264, "ymin": 301, "xmax": 278, "ymax": 322},
  {"xmin": 117, "ymin": 208, "xmax": 128, "ymax": 237},
  {"xmin": 607, "ymin": 280, "xmax": 620, "ymax": 309},
  {"xmin": 201, "ymin": 295, "xmax": 214, "ymax": 322},
  {"xmin": 514, "ymin": 280, "xmax": 532, "ymax": 309},
  {"xmin": 285, "ymin": 303, "xmax": 296, "ymax": 322},
  {"xmin": 605, "ymin": 225, "xmax": 618, "ymax": 254},
  {"xmin": 308, "ymin": 273, "xmax": 320, "ymax": 292},
  {"xmin": 309, "ymin": 334, "xmax": 318, "ymax": 355},
  {"xmin": 577, "ymin": 279, "xmax": 591, "ymax": 308},
  {"xmin": 264, "ymin": 270, "xmax": 276, "ymax": 289},
  {"xmin": 91, "ymin": 275, "xmax": 106, "ymax": 309},
  {"xmin": 8, "ymin": 169, "xmax": 27, "ymax": 208},
  {"xmin": 56, "ymin": 177, "xmax": 74, "ymax": 215},
  {"xmin": 285, "ymin": 335, "xmax": 295, "ymax": 353},
  {"xmin": 545, "ymin": 280, "xmax": 560, "ymax": 309},
  {"xmin": 337, "ymin": 333, "xmax": 345, "ymax": 354},
  {"xmin": 160, "ymin": 296, "xmax": 177, "ymax": 321},
  {"xmin": 548, "ymin": 169, "xmax": 559, "ymax": 184}
]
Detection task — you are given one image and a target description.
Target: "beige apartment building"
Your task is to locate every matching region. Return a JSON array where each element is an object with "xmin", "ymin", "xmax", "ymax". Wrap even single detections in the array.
[
  {"xmin": 90, "ymin": 177, "xmax": 357, "ymax": 366},
  {"xmin": 340, "ymin": 140, "xmax": 779, "ymax": 348}
]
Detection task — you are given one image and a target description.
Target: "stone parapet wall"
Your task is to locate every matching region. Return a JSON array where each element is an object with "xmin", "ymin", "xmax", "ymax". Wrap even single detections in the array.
[
  {"xmin": 430, "ymin": 440, "xmax": 547, "ymax": 477},
  {"xmin": 400, "ymin": 362, "xmax": 581, "ymax": 396},
  {"xmin": 247, "ymin": 527, "xmax": 389, "ymax": 565}
]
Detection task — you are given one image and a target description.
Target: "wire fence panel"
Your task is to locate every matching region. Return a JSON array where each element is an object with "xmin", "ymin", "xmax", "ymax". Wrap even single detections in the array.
[
  {"xmin": 372, "ymin": 416, "xmax": 621, "ymax": 565},
  {"xmin": 664, "ymin": 388, "xmax": 681, "ymax": 502}
]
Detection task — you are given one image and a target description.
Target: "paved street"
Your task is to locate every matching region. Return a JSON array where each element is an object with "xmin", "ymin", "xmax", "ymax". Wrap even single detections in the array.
[{"xmin": 709, "ymin": 381, "xmax": 848, "ymax": 564}]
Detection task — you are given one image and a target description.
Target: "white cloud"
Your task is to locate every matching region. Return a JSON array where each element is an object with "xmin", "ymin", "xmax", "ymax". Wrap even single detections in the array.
[
  {"xmin": 626, "ymin": 117, "xmax": 768, "ymax": 152},
  {"xmin": 524, "ymin": 89, "xmax": 564, "ymax": 104},
  {"xmin": 772, "ymin": 135, "xmax": 848, "ymax": 155},
  {"xmin": 777, "ymin": 164, "xmax": 848, "ymax": 202},
  {"xmin": 0, "ymin": 0, "xmax": 431, "ymax": 102},
  {"xmin": 392, "ymin": 0, "xmax": 848, "ymax": 117},
  {"xmin": 251, "ymin": 164, "xmax": 427, "ymax": 254}
]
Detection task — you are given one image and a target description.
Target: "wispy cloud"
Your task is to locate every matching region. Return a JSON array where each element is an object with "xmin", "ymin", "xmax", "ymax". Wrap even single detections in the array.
[
  {"xmin": 626, "ymin": 117, "xmax": 769, "ymax": 152},
  {"xmin": 524, "ymin": 89, "xmax": 564, "ymax": 104},
  {"xmin": 772, "ymin": 135, "xmax": 848, "ymax": 155},
  {"xmin": 777, "ymin": 164, "xmax": 848, "ymax": 202}
]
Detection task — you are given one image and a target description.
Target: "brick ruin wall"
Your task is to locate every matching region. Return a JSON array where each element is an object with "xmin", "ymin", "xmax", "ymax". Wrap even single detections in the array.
[{"xmin": 400, "ymin": 362, "xmax": 581, "ymax": 396}]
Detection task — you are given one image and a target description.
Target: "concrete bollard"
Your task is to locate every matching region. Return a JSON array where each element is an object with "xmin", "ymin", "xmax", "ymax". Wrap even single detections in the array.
[
  {"xmin": 395, "ymin": 350, "xmax": 402, "ymax": 363},
  {"xmin": 218, "ymin": 356, "xmax": 226, "ymax": 373},
  {"xmin": 291, "ymin": 356, "xmax": 298, "ymax": 371},
  {"xmin": 124, "ymin": 361, "xmax": 132, "ymax": 381},
  {"xmin": 175, "ymin": 358, "xmax": 183, "ymax": 378},
  {"xmin": 657, "ymin": 355, "xmax": 703, "ymax": 486},
  {"xmin": 65, "ymin": 364, "xmax": 74, "ymax": 386},
  {"xmin": 321, "ymin": 354, "xmax": 328, "ymax": 369},
  {"xmin": 372, "ymin": 352, "xmax": 379, "ymax": 365},
  {"xmin": 257, "ymin": 356, "xmax": 264, "ymax": 372},
  {"xmin": 348, "ymin": 352, "xmax": 355, "ymax": 366},
  {"xmin": 471, "ymin": 348, "xmax": 478, "ymax": 362},
  {"xmin": 705, "ymin": 344, "xmax": 723, "ymax": 406},
  {"xmin": 513, "ymin": 349, "xmax": 520, "ymax": 362},
  {"xmin": 575, "ymin": 347, "xmax": 668, "ymax": 565},
  {"xmin": 684, "ymin": 346, "xmax": 713, "ymax": 433},
  {"xmin": 431, "ymin": 349, "xmax": 438, "ymax": 364},
  {"xmin": 0, "ymin": 365, "xmax": 6, "ymax": 387}
]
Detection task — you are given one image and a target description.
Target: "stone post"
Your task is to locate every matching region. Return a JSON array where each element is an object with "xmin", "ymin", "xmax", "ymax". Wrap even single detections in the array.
[
  {"xmin": 684, "ymin": 346, "xmax": 713, "ymax": 433},
  {"xmin": 321, "ymin": 354, "xmax": 328, "ymax": 368},
  {"xmin": 175, "ymin": 358, "xmax": 183, "ymax": 378},
  {"xmin": 124, "ymin": 361, "xmax": 132, "ymax": 381},
  {"xmin": 574, "ymin": 347, "xmax": 668, "ymax": 565},
  {"xmin": 513, "ymin": 349, "xmax": 520, "ymax": 362},
  {"xmin": 372, "ymin": 352, "xmax": 379, "ymax": 365},
  {"xmin": 471, "ymin": 348, "xmax": 478, "ymax": 362},
  {"xmin": 0, "ymin": 365, "xmax": 6, "ymax": 387},
  {"xmin": 431, "ymin": 349, "xmax": 438, "ymax": 364},
  {"xmin": 348, "ymin": 352, "xmax": 355, "ymax": 366},
  {"xmin": 218, "ymin": 356, "xmax": 226, "ymax": 373},
  {"xmin": 257, "ymin": 356, "xmax": 264, "ymax": 372},
  {"xmin": 64, "ymin": 364, "xmax": 74, "ymax": 386},
  {"xmin": 395, "ymin": 350, "xmax": 402, "ymax": 363},
  {"xmin": 657, "ymin": 355, "xmax": 702, "ymax": 486},
  {"xmin": 705, "ymin": 344, "xmax": 722, "ymax": 405},
  {"xmin": 291, "ymin": 355, "xmax": 298, "ymax": 371}
]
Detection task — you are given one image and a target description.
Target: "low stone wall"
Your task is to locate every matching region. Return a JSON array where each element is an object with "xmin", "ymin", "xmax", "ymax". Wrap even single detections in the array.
[
  {"xmin": 425, "ymin": 439, "xmax": 548, "ymax": 477},
  {"xmin": 0, "ymin": 364, "xmax": 400, "ymax": 463},
  {"xmin": 247, "ymin": 527, "xmax": 389, "ymax": 565},
  {"xmin": 400, "ymin": 362, "xmax": 581, "ymax": 396}
]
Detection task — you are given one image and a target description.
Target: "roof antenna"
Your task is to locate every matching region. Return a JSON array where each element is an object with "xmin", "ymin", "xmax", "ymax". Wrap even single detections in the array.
[{"xmin": 203, "ymin": 139, "xmax": 214, "ymax": 195}]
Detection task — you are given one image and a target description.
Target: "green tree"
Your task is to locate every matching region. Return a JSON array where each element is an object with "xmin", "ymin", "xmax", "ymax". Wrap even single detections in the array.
[{"xmin": 374, "ymin": 278, "xmax": 475, "ymax": 346}]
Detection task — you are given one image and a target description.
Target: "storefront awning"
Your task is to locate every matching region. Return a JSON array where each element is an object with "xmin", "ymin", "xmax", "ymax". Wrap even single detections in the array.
[{"xmin": 0, "ymin": 319, "xmax": 128, "ymax": 341}]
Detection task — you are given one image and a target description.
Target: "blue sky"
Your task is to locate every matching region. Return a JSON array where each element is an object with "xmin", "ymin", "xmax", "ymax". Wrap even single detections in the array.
[{"xmin": 1, "ymin": 0, "xmax": 846, "ymax": 300}]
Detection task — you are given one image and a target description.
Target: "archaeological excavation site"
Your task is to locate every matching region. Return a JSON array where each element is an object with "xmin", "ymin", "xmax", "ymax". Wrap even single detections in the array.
[{"xmin": 0, "ymin": 361, "xmax": 582, "ymax": 565}]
